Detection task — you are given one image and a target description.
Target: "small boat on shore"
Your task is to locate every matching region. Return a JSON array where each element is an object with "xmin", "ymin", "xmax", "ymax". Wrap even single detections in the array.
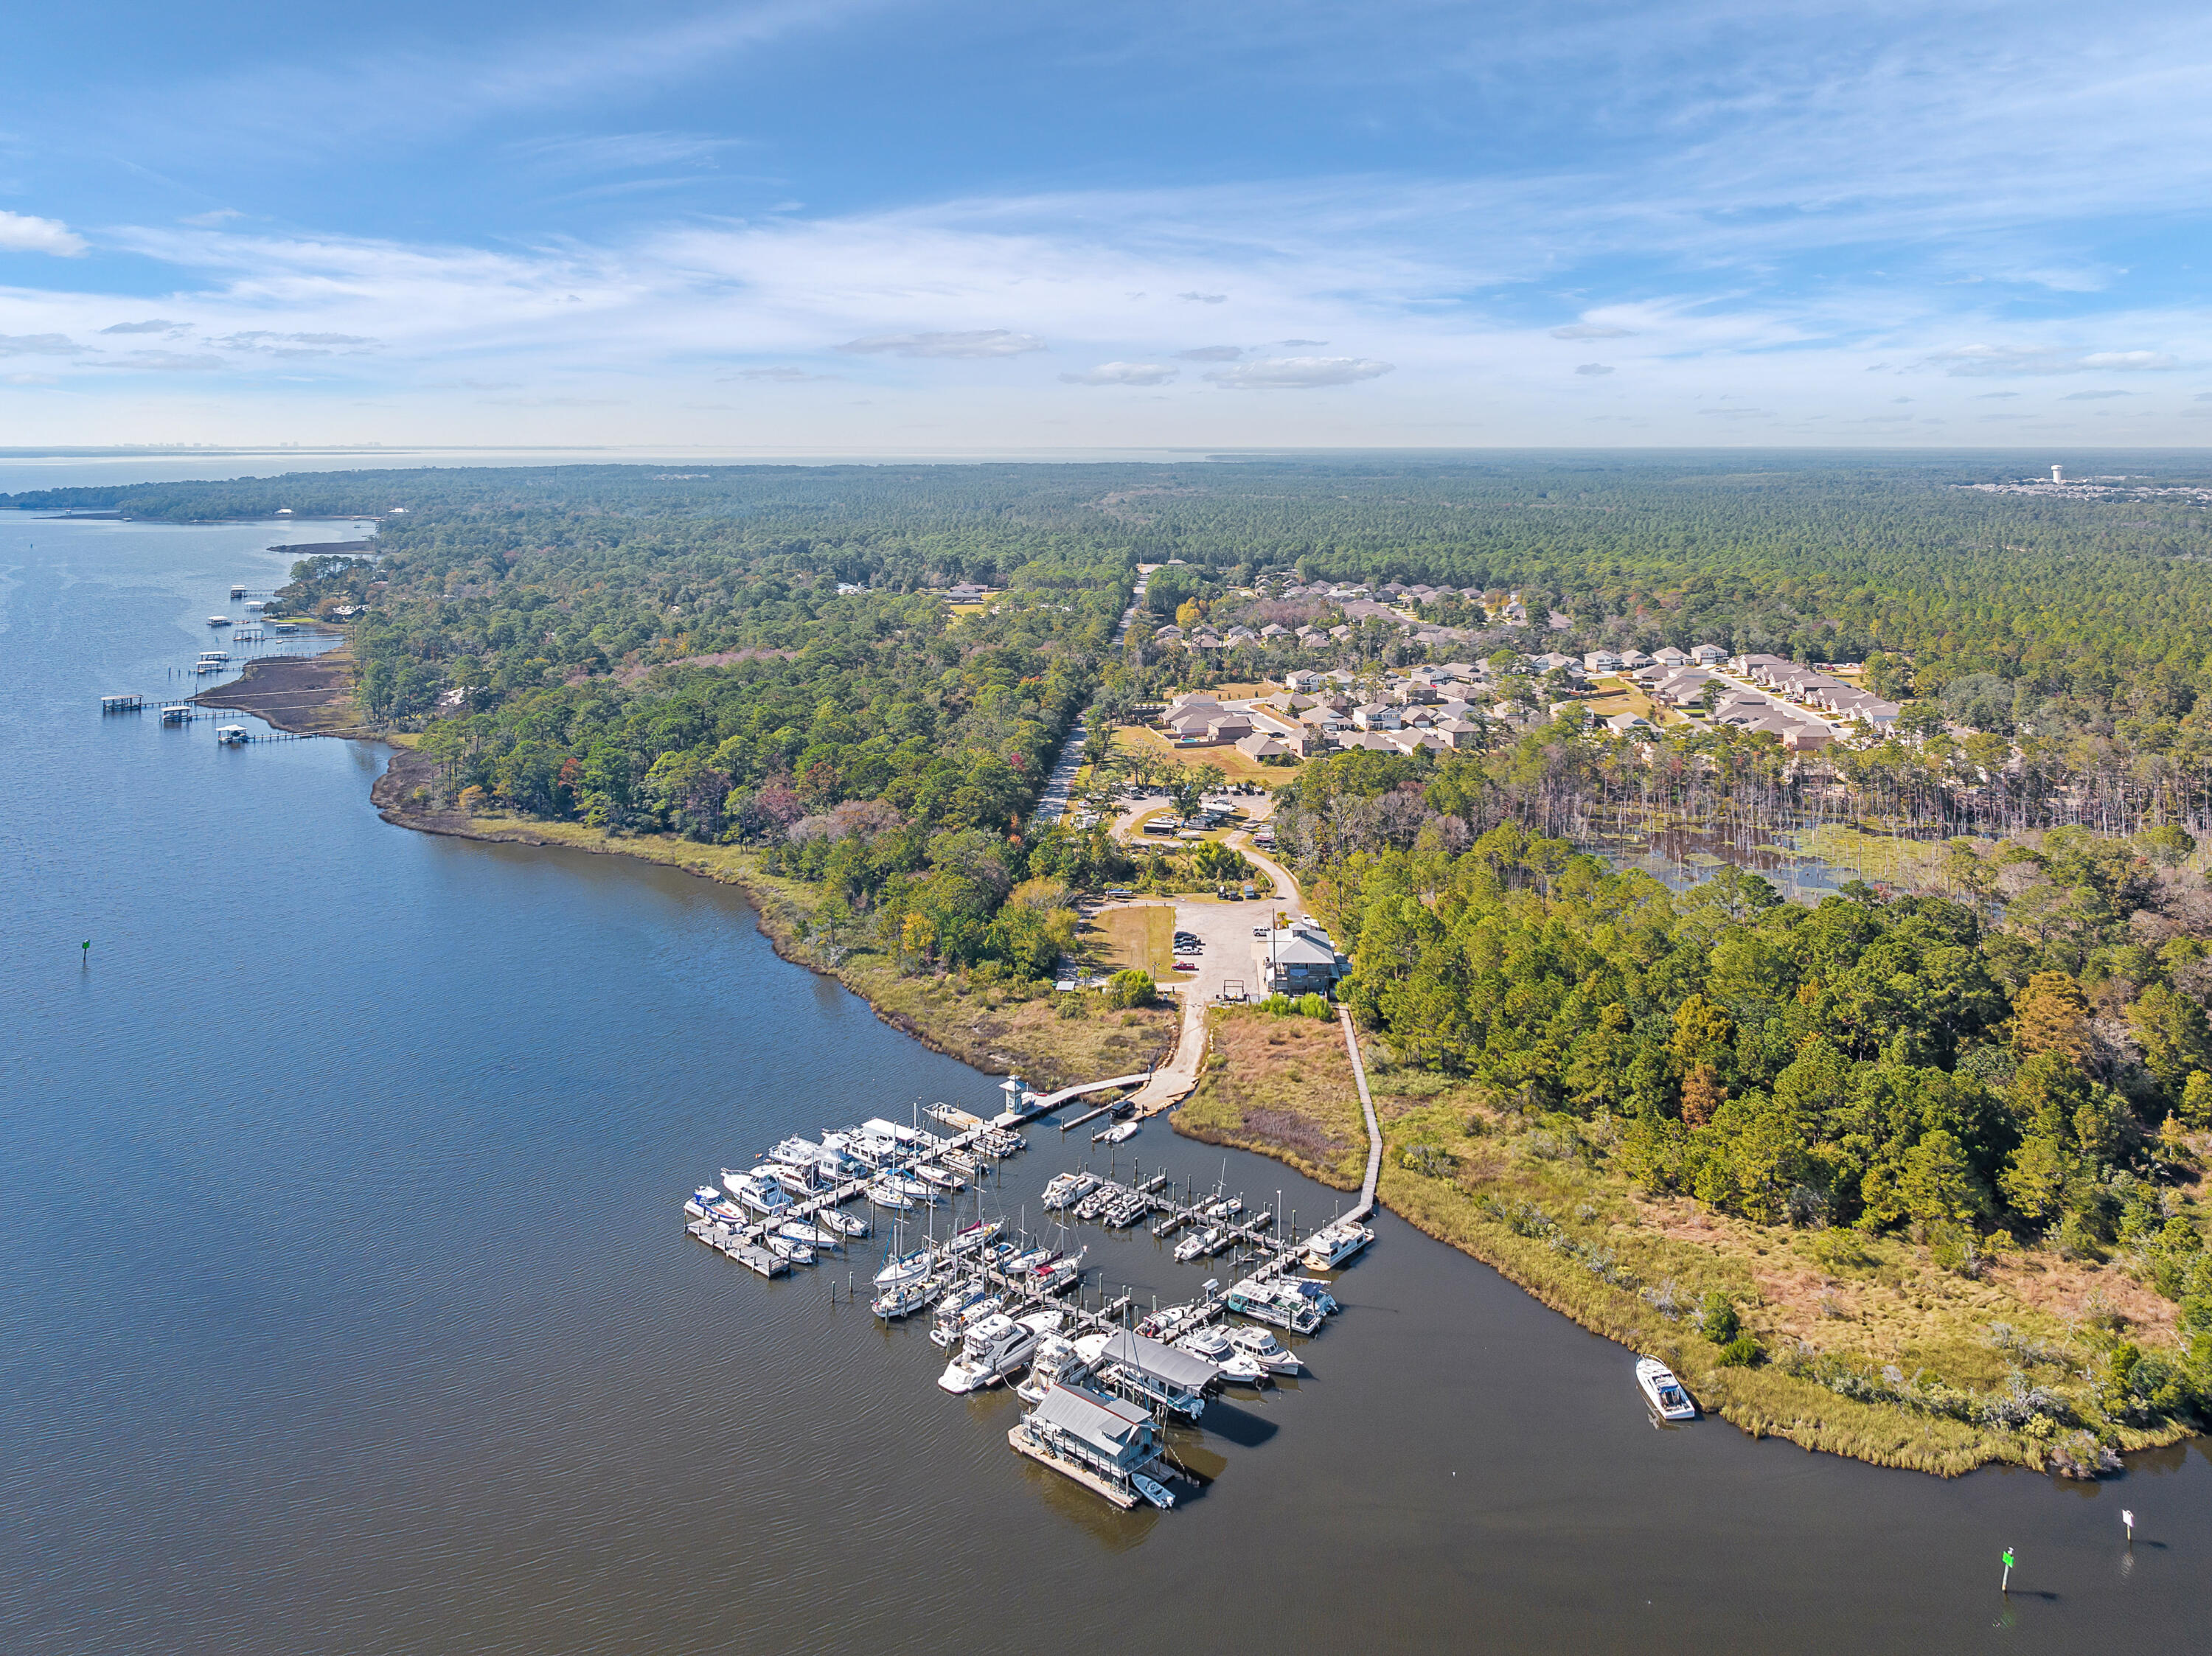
[{"xmin": 1637, "ymin": 1358, "xmax": 1697, "ymax": 1422}]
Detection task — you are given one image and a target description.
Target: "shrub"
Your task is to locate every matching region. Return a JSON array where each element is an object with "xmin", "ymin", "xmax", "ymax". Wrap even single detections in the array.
[
  {"xmin": 1105, "ymin": 969, "xmax": 1156, "ymax": 1009},
  {"xmin": 1717, "ymin": 1334, "xmax": 1761, "ymax": 1367},
  {"xmin": 1697, "ymin": 1291, "xmax": 1742, "ymax": 1344}
]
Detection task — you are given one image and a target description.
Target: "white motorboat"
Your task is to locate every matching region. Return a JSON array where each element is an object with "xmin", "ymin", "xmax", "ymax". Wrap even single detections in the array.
[
  {"xmin": 723, "ymin": 1170, "xmax": 794, "ymax": 1217},
  {"xmin": 867, "ymin": 1180, "xmax": 915, "ymax": 1211},
  {"xmin": 1075, "ymin": 1189, "xmax": 1110, "ymax": 1222},
  {"xmin": 1092, "ymin": 1121, "xmax": 1138, "ymax": 1145},
  {"xmin": 939, "ymin": 1148, "xmax": 979, "ymax": 1175},
  {"xmin": 936, "ymin": 1312, "xmax": 1043, "ymax": 1394},
  {"xmin": 1637, "ymin": 1358, "xmax": 1697, "ymax": 1422},
  {"xmin": 880, "ymin": 1172, "xmax": 935, "ymax": 1203},
  {"xmin": 689, "ymin": 1186, "xmax": 749, "ymax": 1226},
  {"xmin": 1004, "ymin": 1247, "xmax": 1055, "ymax": 1276},
  {"xmin": 1175, "ymin": 1326, "xmax": 1267, "ymax": 1385},
  {"xmin": 1042, "ymin": 1172, "xmax": 1096, "ymax": 1210},
  {"xmin": 1228, "ymin": 1325, "xmax": 1301, "ymax": 1375},
  {"xmin": 816, "ymin": 1207, "xmax": 870, "ymax": 1237},
  {"xmin": 1131, "ymin": 1472, "xmax": 1176, "ymax": 1510},
  {"xmin": 1015, "ymin": 1332, "xmax": 1090, "ymax": 1404},
  {"xmin": 765, "ymin": 1232, "xmax": 816, "ymax": 1265},
  {"xmin": 1301, "ymin": 1219, "xmax": 1374, "ymax": 1270},
  {"xmin": 914, "ymin": 1163, "xmax": 964, "ymax": 1191},
  {"xmin": 874, "ymin": 1246, "xmax": 936, "ymax": 1287},
  {"xmin": 761, "ymin": 1161, "xmax": 819, "ymax": 1195},
  {"xmin": 1173, "ymin": 1226, "xmax": 1220, "ymax": 1264}
]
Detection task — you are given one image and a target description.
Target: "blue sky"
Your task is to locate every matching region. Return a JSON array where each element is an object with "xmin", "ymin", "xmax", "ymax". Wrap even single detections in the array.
[{"xmin": 3, "ymin": 0, "xmax": 2210, "ymax": 448}]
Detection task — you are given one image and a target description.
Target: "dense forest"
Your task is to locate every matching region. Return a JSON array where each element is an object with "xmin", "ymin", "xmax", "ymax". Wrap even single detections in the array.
[
  {"xmin": 19, "ymin": 453, "xmax": 2212, "ymax": 1430},
  {"xmin": 1277, "ymin": 743, "xmax": 2212, "ymax": 1430}
]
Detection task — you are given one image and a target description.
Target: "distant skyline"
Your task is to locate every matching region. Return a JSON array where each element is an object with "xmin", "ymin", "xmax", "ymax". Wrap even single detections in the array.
[{"xmin": 4, "ymin": 1, "xmax": 2211, "ymax": 449}]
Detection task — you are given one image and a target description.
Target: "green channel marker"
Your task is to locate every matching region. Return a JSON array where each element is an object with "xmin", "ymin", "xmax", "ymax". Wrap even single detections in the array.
[{"xmin": 2001, "ymin": 1548, "xmax": 2014, "ymax": 1592}]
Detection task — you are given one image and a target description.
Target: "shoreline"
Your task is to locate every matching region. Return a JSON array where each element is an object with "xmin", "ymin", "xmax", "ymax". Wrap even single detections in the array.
[
  {"xmin": 225, "ymin": 675, "xmax": 2199, "ymax": 1481},
  {"xmin": 1168, "ymin": 1008, "xmax": 2200, "ymax": 1478}
]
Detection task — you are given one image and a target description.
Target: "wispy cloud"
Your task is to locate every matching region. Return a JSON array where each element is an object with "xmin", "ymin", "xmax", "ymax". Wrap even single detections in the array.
[
  {"xmin": 1175, "ymin": 345, "xmax": 1245, "ymax": 361},
  {"xmin": 1921, "ymin": 344, "xmax": 2178, "ymax": 376},
  {"xmin": 1574, "ymin": 362, "xmax": 1613, "ymax": 375},
  {"xmin": 1202, "ymin": 355, "xmax": 1393, "ymax": 389},
  {"xmin": 0, "ymin": 333, "xmax": 79, "ymax": 356},
  {"xmin": 837, "ymin": 330, "xmax": 1046, "ymax": 358},
  {"xmin": 1060, "ymin": 361, "xmax": 1177, "ymax": 386}
]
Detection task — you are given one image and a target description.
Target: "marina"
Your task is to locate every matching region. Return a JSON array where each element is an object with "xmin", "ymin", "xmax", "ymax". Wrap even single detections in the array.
[{"xmin": 682, "ymin": 1091, "xmax": 1373, "ymax": 1510}]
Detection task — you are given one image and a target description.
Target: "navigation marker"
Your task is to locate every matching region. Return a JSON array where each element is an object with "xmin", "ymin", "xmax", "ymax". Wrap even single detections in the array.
[
  {"xmin": 2122, "ymin": 1509, "xmax": 2135, "ymax": 1543},
  {"xmin": 2000, "ymin": 1548, "xmax": 2014, "ymax": 1593}
]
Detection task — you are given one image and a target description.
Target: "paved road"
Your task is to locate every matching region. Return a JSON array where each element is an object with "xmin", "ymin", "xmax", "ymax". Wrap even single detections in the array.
[{"xmin": 1034, "ymin": 576, "xmax": 1148, "ymax": 827}]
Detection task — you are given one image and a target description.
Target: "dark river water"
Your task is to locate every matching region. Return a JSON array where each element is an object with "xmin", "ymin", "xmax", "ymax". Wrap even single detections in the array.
[{"xmin": 4, "ymin": 512, "xmax": 2208, "ymax": 1656}]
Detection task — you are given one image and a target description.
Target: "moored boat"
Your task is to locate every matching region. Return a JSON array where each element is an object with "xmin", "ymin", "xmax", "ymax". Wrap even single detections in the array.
[
  {"xmin": 1301, "ymin": 1218, "xmax": 1374, "ymax": 1270},
  {"xmin": 936, "ymin": 1311, "xmax": 1043, "ymax": 1394},
  {"xmin": 1228, "ymin": 1324, "xmax": 1301, "ymax": 1374},
  {"xmin": 1637, "ymin": 1358, "xmax": 1697, "ymax": 1422}
]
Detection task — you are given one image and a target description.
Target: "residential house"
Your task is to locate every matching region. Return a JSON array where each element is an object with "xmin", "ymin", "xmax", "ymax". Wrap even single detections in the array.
[
  {"xmin": 1352, "ymin": 702, "xmax": 1403, "ymax": 731},
  {"xmin": 1652, "ymin": 647, "xmax": 1690, "ymax": 668},
  {"xmin": 1283, "ymin": 669, "xmax": 1322, "ymax": 693},
  {"xmin": 1691, "ymin": 643, "xmax": 1728, "ymax": 665},
  {"xmin": 1582, "ymin": 649, "xmax": 1624, "ymax": 675},
  {"xmin": 1236, "ymin": 732, "xmax": 1292, "ymax": 763}
]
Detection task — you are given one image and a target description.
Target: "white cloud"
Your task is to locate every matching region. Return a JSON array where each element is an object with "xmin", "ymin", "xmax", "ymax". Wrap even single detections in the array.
[
  {"xmin": 0, "ymin": 334, "xmax": 78, "ymax": 356},
  {"xmin": 2061, "ymin": 389, "xmax": 2132, "ymax": 400},
  {"xmin": 100, "ymin": 319, "xmax": 185, "ymax": 335},
  {"xmin": 1175, "ymin": 345, "xmax": 1245, "ymax": 361},
  {"xmin": 3, "ymin": 372, "xmax": 59, "ymax": 386},
  {"xmin": 837, "ymin": 329, "xmax": 1046, "ymax": 358},
  {"xmin": 97, "ymin": 352, "xmax": 226, "ymax": 372},
  {"xmin": 1574, "ymin": 362, "xmax": 1614, "ymax": 376},
  {"xmin": 723, "ymin": 366, "xmax": 841, "ymax": 381},
  {"xmin": 1202, "ymin": 356, "xmax": 1394, "ymax": 390},
  {"xmin": 1178, "ymin": 291, "xmax": 1228, "ymax": 304},
  {"xmin": 1551, "ymin": 322, "xmax": 1635, "ymax": 340},
  {"xmin": 0, "ymin": 211, "xmax": 86, "ymax": 257},
  {"xmin": 1060, "ymin": 361, "xmax": 1177, "ymax": 386},
  {"xmin": 179, "ymin": 209, "xmax": 243, "ymax": 228},
  {"xmin": 1922, "ymin": 344, "xmax": 2178, "ymax": 376}
]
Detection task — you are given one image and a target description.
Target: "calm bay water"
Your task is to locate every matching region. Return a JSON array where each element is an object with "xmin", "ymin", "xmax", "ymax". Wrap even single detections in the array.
[{"xmin": 4, "ymin": 508, "xmax": 2209, "ymax": 1656}]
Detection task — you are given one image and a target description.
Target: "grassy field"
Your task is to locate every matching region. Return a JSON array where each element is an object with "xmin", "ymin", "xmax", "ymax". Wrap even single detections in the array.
[
  {"xmin": 431, "ymin": 815, "xmax": 1178, "ymax": 1088},
  {"xmin": 1092, "ymin": 903, "xmax": 1182, "ymax": 978},
  {"xmin": 1176, "ymin": 1005, "xmax": 1367, "ymax": 1192},
  {"xmin": 1175, "ymin": 1015, "xmax": 2202, "ymax": 1474}
]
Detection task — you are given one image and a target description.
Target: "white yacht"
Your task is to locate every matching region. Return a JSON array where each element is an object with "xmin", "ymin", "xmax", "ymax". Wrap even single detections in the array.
[
  {"xmin": 1016, "ymin": 1332, "xmax": 1091, "ymax": 1405},
  {"xmin": 1175, "ymin": 1326, "xmax": 1267, "ymax": 1385},
  {"xmin": 880, "ymin": 1172, "xmax": 936, "ymax": 1203},
  {"xmin": 872, "ymin": 1277, "xmax": 939, "ymax": 1320},
  {"xmin": 688, "ymin": 1186, "xmax": 749, "ymax": 1226},
  {"xmin": 730, "ymin": 1176, "xmax": 795, "ymax": 1218},
  {"xmin": 779, "ymin": 1219, "xmax": 834, "ymax": 1252},
  {"xmin": 945, "ymin": 1217, "xmax": 1004, "ymax": 1256},
  {"xmin": 874, "ymin": 1245, "xmax": 936, "ymax": 1287},
  {"xmin": 867, "ymin": 1180, "xmax": 915, "ymax": 1211},
  {"xmin": 1042, "ymin": 1172, "xmax": 1097, "ymax": 1210},
  {"xmin": 929, "ymin": 1287, "xmax": 1002, "ymax": 1349},
  {"xmin": 1301, "ymin": 1219, "xmax": 1374, "ymax": 1270},
  {"xmin": 1228, "ymin": 1325, "xmax": 1301, "ymax": 1374},
  {"xmin": 765, "ymin": 1231, "xmax": 816, "ymax": 1265},
  {"xmin": 816, "ymin": 1207, "xmax": 870, "ymax": 1238},
  {"xmin": 1173, "ymin": 1226, "xmax": 1220, "ymax": 1264},
  {"xmin": 914, "ymin": 1163, "xmax": 964, "ymax": 1191},
  {"xmin": 1092, "ymin": 1121, "xmax": 1138, "ymax": 1145},
  {"xmin": 1225, "ymin": 1277, "xmax": 1324, "ymax": 1335},
  {"xmin": 937, "ymin": 1311, "xmax": 1043, "ymax": 1394},
  {"xmin": 1637, "ymin": 1358, "xmax": 1697, "ymax": 1422}
]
